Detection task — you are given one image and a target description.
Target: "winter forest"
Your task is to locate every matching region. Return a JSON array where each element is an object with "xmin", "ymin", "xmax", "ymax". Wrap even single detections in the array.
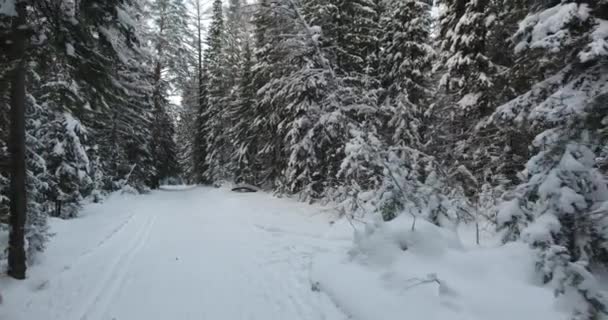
[{"xmin": 1, "ymin": 0, "xmax": 608, "ymax": 319}]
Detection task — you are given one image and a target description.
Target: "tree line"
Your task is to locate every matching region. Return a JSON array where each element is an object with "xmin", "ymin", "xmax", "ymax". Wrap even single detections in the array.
[
  {"xmin": 1, "ymin": 0, "xmax": 608, "ymax": 318},
  {"xmin": 182, "ymin": 0, "xmax": 608, "ymax": 318}
]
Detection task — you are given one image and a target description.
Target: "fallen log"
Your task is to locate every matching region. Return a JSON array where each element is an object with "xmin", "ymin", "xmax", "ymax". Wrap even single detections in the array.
[{"xmin": 231, "ymin": 184, "xmax": 260, "ymax": 193}]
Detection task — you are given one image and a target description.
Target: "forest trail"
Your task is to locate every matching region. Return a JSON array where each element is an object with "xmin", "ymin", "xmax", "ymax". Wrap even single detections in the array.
[{"xmin": 0, "ymin": 187, "xmax": 349, "ymax": 320}]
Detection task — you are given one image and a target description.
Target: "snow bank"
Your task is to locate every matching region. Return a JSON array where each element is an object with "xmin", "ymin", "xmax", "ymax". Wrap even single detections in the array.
[
  {"xmin": 158, "ymin": 184, "xmax": 198, "ymax": 191},
  {"xmin": 312, "ymin": 214, "xmax": 566, "ymax": 320}
]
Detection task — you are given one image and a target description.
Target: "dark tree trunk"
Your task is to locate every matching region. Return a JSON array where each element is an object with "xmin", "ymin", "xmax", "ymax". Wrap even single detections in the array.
[{"xmin": 7, "ymin": 0, "xmax": 28, "ymax": 280}]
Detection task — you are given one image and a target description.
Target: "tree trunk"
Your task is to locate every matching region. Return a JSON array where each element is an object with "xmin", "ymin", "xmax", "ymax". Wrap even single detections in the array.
[{"xmin": 7, "ymin": 0, "xmax": 28, "ymax": 280}]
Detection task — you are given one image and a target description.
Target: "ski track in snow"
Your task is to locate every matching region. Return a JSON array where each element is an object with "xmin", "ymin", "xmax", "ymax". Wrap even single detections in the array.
[{"xmin": 1, "ymin": 187, "xmax": 349, "ymax": 320}]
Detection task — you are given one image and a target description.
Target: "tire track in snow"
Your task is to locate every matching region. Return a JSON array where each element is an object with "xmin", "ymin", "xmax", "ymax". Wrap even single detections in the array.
[
  {"xmin": 75, "ymin": 212, "xmax": 158, "ymax": 320},
  {"xmin": 71, "ymin": 212, "xmax": 137, "ymax": 266},
  {"xmin": 20, "ymin": 211, "xmax": 138, "ymax": 314}
]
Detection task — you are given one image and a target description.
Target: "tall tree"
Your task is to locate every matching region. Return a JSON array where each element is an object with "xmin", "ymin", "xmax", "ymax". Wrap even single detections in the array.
[
  {"xmin": 379, "ymin": 0, "xmax": 434, "ymax": 147},
  {"xmin": 249, "ymin": 0, "xmax": 294, "ymax": 187},
  {"xmin": 7, "ymin": 0, "xmax": 28, "ymax": 280},
  {"xmin": 190, "ymin": 0, "xmax": 210, "ymax": 184},
  {"xmin": 148, "ymin": 0, "xmax": 188, "ymax": 187},
  {"xmin": 230, "ymin": 41, "xmax": 257, "ymax": 184},
  {"xmin": 430, "ymin": 0, "xmax": 505, "ymax": 200},
  {"xmin": 493, "ymin": 1, "xmax": 608, "ymax": 318},
  {"xmin": 195, "ymin": 0, "xmax": 227, "ymax": 184}
]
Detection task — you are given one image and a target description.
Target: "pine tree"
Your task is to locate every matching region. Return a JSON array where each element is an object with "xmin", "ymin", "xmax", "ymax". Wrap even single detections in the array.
[
  {"xmin": 430, "ymin": 0, "xmax": 506, "ymax": 201},
  {"xmin": 148, "ymin": 0, "xmax": 188, "ymax": 187},
  {"xmin": 192, "ymin": 72, "xmax": 211, "ymax": 184},
  {"xmin": 336, "ymin": 0, "xmax": 381, "ymax": 77},
  {"xmin": 379, "ymin": 0, "xmax": 433, "ymax": 147},
  {"xmin": 493, "ymin": 1, "xmax": 608, "ymax": 318},
  {"xmin": 230, "ymin": 41, "xmax": 257, "ymax": 184},
  {"xmin": 190, "ymin": 0, "xmax": 211, "ymax": 185},
  {"xmin": 250, "ymin": 0, "xmax": 294, "ymax": 187},
  {"xmin": 24, "ymin": 95, "xmax": 51, "ymax": 259},
  {"xmin": 176, "ymin": 79, "xmax": 199, "ymax": 183},
  {"xmin": 151, "ymin": 103, "xmax": 180, "ymax": 186},
  {"xmin": 41, "ymin": 111, "xmax": 92, "ymax": 218},
  {"xmin": 200, "ymin": 0, "xmax": 229, "ymax": 184},
  {"xmin": 250, "ymin": 0, "xmax": 348, "ymax": 199},
  {"xmin": 224, "ymin": 0, "xmax": 245, "ymax": 91}
]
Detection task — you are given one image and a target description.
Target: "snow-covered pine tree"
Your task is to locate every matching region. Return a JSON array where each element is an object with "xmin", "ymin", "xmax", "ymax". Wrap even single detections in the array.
[
  {"xmin": 28, "ymin": 23, "xmax": 94, "ymax": 217},
  {"xmin": 249, "ymin": 0, "xmax": 295, "ymax": 188},
  {"xmin": 192, "ymin": 71, "xmax": 212, "ymax": 184},
  {"xmin": 230, "ymin": 41, "xmax": 258, "ymax": 185},
  {"xmin": 177, "ymin": 79, "xmax": 199, "ymax": 183},
  {"xmin": 220, "ymin": 0, "xmax": 250, "ymax": 181},
  {"xmin": 151, "ymin": 103, "xmax": 180, "ymax": 187},
  {"xmin": 493, "ymin": 1, "xmax": 608, "ymax": 318},
  {"xmin": 263, "ymin": 0, "xmax": 372, "ymax": 201},
  {"xmin": 224, "ymin": 0, "xmax": 246, "ymax": 92},
  {"xmin": 40, "ymin": 111, "xmax": 92, "ymax": 219},
  {"xmin": 429, "ymin": 0, "xmax": 506, "ymax": 204},
  {"xmin": 338, "ymin": 0, "xmax": 456, "ymax": 224},
  {"xmin": 379, "ymin": 0, "xmax": 433, "ymax": 110},
  {"xmin": 172, "ymin": 0, "xmax": 202, "ymax": 185},
  {"xmin": 378, "ymin": 0, "xmax": 433, "ymax": 151},
  {"xmin": 23, "ymin": 94, "xmax": 51, "ymax": 258},
  {"xmin": 148, "ymin": 0, "xmax": 188, "ymax": 187},
  {"xmin": 201, "ymin": 0, "xmax": 231, "ymax": 184},
  {"xmin": 190, "ymin": 0, "xmax": 211, "ymax": 185},
  {"xmin": 25, "ymin": 0, "xmax": 157, "ymax": 194},
  {"xmin": 252, "ymin": 0, "xmax": 329, "ymax": 198},
  {"xmin": 335, "ymin": 0, "xmax": 381, "ymax": 77},
  {"xmin": 298, "ymin": 0, "xmax": 384, "ymax": 202},
  {"xmin": 80, "ymin": 0, "xmax": 157, "ymax": 192}
]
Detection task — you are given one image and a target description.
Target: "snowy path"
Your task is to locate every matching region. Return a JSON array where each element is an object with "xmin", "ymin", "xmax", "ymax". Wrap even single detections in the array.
[{"xmin": 1, "ymin": 187, "xmax": 349, "ymax": 320}]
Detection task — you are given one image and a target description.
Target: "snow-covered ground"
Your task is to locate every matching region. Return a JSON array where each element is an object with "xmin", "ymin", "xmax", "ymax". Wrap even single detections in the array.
[
  {"xmin": 313, "ymin": 215, "xmax": 564, "ymax": 320},
  {"xmin": 1, "ymin": 187, "xmax": 566, "ymax": 320}
]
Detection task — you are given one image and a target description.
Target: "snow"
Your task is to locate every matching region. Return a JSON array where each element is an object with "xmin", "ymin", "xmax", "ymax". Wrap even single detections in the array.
[
  {"xmin": 312, "ymin": 214, "xmax": 567, "ymax": 320},
  {"xmin": 458, "ymin": 92, "xmax": 481, "ymax": 109},
  {"xmin": 1, "ymin": 188, "xmax": 571, "ymax": 320},
  {"xmin": 523, "ymin": 213, "xmax": 561, "ymax": 244},
  {"xmin": 0, "ymin": 0, "xmax": 16, "ymax": 16},
  {"xmin": 496, "ymin": 198, "xmax": 524, "ymax": 225},
  {"xmin": 62, "ymin": 112, "xmax": 90, "ymax": 170},
  {"xmin": 580, "ymin": 19, "xmax": 608, "ymax": 62},
  {"xmin": 515, "ymin": 3, "xmax": 591, "ymax": 53},
  {"xmin": 0, "ymin": 187, "xmax": 347, "ymax": 320},
  {"xmin": 66, "ymin": 43, "xmax": 75, "ymax": 57},
  {"xmin": 116, "ymin": 7, "xmax": 136, "ymax": 30},
  {"xmin": 52, "ymin": 141, "xmax": 65, "ymax": 156}
]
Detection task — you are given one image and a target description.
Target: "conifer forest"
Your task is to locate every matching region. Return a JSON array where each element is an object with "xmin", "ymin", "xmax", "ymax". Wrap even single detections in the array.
[{"xmin": 1, "ymin": 0, "xmax": 608, "ymax": 319}]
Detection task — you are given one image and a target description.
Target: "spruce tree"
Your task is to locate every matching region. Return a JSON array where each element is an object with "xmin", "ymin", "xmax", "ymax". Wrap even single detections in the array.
[
  {"xmin": 230, "ymin": 41, "xmax": 257, "ymax": 184},
  {"xmin": 379, "ymin": 0, "xmax": 433, "ymax": 146},
  {"xmin": 200, "ymin": 0, "xmax": 229, "ymax": 184},
  {"xmin": 148, "ymin": 0, "xmax": 188, "ymax": 187},
  {"xmin": 250, "ymin": 0, "xmax": 294, "ymax": 187},
  {"xmin": 493, "ymin": 1, "xmax": 608, "ymax": 318},
  {"xmin": 190, "ymin": 0, "xmax": 211, "ymax": 185}
]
